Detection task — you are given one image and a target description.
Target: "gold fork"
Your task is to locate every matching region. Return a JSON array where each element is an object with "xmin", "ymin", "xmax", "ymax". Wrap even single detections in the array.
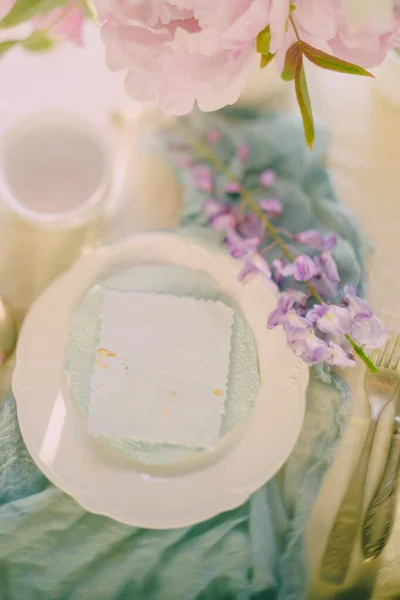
[{"xmin": 320, "ymin": 334, "xmax": 400, "ymax": 585}]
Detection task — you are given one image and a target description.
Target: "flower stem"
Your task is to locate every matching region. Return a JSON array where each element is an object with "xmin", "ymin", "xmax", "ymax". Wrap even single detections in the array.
[
  {"xmin": 346, "ymin": 335, "xmax": 377, "ymax": 373},
  {"xmin": 289, "ymin": 16, "xmax": 301, "ymax": 43},
  {"xmin": 175, "ymin": 119, "xmax": 375, "ymax": 371}
]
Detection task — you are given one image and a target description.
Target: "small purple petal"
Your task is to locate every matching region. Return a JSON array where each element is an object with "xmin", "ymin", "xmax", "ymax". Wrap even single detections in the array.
[
  {"xmin": 316, "ymin": 305, "xmax": 352, "ymax": 337},
  {"xmin": 225, "ymin": 182, "xmax": 241, "ymax": 193},
  {"xmin": 238, "ymin": 213, "xmax": 263, "ymax": 239},
  {"xmin": 319, "ymin": 252, "xmax": 339, "ymax": 283},
  {"xmin": 268, "ymin": 290, "xmax": 307, "ymax": 328},
  {"xmin": 351, "ymin": 315, "xmax": 389, "ymax": 349},
  {"xmin": 259, "ymin": 198, "xmax": 283, "ymax": 218},
  {"xmin": 311, "ymin": 252, "xmax": 340, "ymax": 298},
  {"xmin": 267, "ymin": 308, "xmax": 284, "ymax": 329},
  {"xmin": 239, "ymin": 254, "xmax": 270, "ymax": 283},
  {"xmin": 225, "ymin": 230, "xmax": 260, "ymax": 259},
  {"xmin": 191, "ymin": 165, "xmax": 213, "ymax": 192},
  {"xmin": 259, "ymin": 170, "xmax": 276, "ymax": 189},
  {"xmin": 206, "ymin": 129, "xmax": 220, "ymax": 144},
  {"xmin": 292, "ymin": 255, "xmax": 318, "ymax": 282},
  {"xmin": 253, "ymin": 253, "xmax": 271, "ymax": 279},
  {"xmin": 282, "ymin": 311, "xmax": 312, "ymax": 341},
  {"xmin": 324, "ymin": 234, "xmax": 337, "ymax": 251},
  {"xmin": 239, "ymin": 261, "xmax": 259, "ymax": 282},
  {"xmin": 203, "ymin": 198, "xmax": 226, "ymax": 217},
  {"xmin": 210, "ymin": 212, "xmax": 237, "ymax": 232},
  {"xmin": 272, "ymin": 258, "xmax": 293, "ymax": 285},
  {"xmin": 342, "ymin": 286, "xmax": 373, "ymax": 319},
  {"xmin": 236, "ymin": 143, "xmax": 250, "ymax": 162},
  {"xmin": 327, "ymin": 342, "xmax": 356, "ymax": 368},
  {"xmin": 294, "ymin": 230, "xmax": 325, "ymax": 251},
  {"xmin": 288, "ymin": 330, "xmax": 332, "ymax": 364},
  {"xmin": 277, "ymin": 289, "xmax": 306, "ymax": 313},
  {"xmin": 306, "ymin": 303, "xmax": 329, "ymax": 324},
  {"xmin": 344, "ymin": 284, "xmax": 358, "ymax": 296}
]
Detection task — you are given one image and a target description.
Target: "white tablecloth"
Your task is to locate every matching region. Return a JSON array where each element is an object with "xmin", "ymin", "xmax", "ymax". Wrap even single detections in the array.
[{"xmin": 2, "ymin": 23, "xmax": 400, "ymax": 599}]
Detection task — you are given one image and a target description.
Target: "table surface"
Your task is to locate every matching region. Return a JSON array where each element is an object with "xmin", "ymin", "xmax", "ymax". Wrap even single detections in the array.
[{"xmin": 2, "ymin": 22, "xmax": 400, "ymax": 600}]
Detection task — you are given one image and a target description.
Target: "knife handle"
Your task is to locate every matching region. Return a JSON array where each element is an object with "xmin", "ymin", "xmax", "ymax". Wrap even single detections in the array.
[
  {"xmin": 320, "ymin": 418, "xmax": 379, "ymax": 585},
  {"xmin": 362, "ymin": 432, "xmax": 400, "ymax": 559}
]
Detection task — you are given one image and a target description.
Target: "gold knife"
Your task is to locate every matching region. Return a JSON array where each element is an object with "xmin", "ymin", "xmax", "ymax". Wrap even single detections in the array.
[{"xmin": 362, "ymin": 391, "xmax": 400, "ymax": 560}]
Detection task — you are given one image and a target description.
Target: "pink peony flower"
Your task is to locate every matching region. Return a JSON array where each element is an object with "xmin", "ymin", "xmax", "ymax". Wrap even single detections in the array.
[
  {"xmin": 95, "ymin": 0, "xmax": 400, "ymax": 115},
  {"xmin": 0, "ymin": 0, "xmax": 14, "ymax": 21},
  {"xmin": 94, "ymin": 0, "xmax": 269, "ymax": 114}
]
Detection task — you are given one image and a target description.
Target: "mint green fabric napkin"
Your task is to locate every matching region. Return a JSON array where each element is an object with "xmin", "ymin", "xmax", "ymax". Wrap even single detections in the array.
[{"xmin": 0, "ymin": 108, "xmax": 364, "ymax": 599}]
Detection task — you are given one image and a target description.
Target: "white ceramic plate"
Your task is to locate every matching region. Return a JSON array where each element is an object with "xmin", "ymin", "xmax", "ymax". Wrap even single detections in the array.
[{"xmin": 13, "ymin": 233, "xmax": 308, "ymax": 529}]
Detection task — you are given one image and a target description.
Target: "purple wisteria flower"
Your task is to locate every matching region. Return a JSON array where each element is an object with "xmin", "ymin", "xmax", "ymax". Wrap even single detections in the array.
[
  {"xmin": 271, "ymin": 258, "xmax": 294, "ymax": 286},
  {"xmin": 342, "ymin": 284, "xmax": 373, "ymax": 319},
  {"xmin": 225, "ymin": 182, "xmax": 242, "ymax": 193},
  {"xmin": 203, "ymin": 198, "xmax": 238, "ymax": 232},
  {"xmin": 236, "ymin": 143, "xmax": 249, "ymax": 162},
  {"xmin": 351, "ymin": 316, "xmax": 388, "ymax": 349},
  {"xmin": 192, "ymin": 165, "xmax": 213, "ymax": 192},
  {"xmin": 259, "ymin": 170, "xmax": 276, "ymax": 189},
  {"xmin": 267, "ymin": 290, "xmax": 307, "ymax": 328},
  {"xmin": 307, "ymin": 303, "xmax": 352, "ymax": 337},
  {"xmin": 327, "ymin": 342, "xmax": 356, "ymax": 368},
  {"xmin": 239, "ymin": 252, "xmax": 271, "ymax": 283},
  {"xmin": 312, "ymin": 252, "xmax": 340, "ymax": 298},
  {"xmin": 203, "ymin": 198, "xmax": 225, "ymax": 218},
  {"xmin": 282, "ymin": 310, "xmax": 313, "ymax": 340},
  {"xmin": 209, "ymin": 212, "xmax": 237, "ymax": 232},
  {"xmin": 293, "ymin": 255, "xmax": 318, "ymax": 282},
  {"xmin": 288, "ymin": 329, "xmax": 332, "ymax": 364},
  {"xmin": 190, "ymin": 131, "xmax": 387, "ymax": 371},
  {"xmin": 206, "ymin": 129, "xmax": 220, "ymax": 144},
  {"xmin": 225, "ymin": 229, "xmax": 259, "ymax": 259},
  {"xmin": 260, "ymin": 198, "xmax": 283, "ymax": 218},
  {"xmin": 341, "ymin": 285, "xmax": 388, "ymax": 349},
  {"xmin": 294, "ymin": 230, "xmax": 337, "ymax": 251},
  {"xmin": 238, "ymin": 213, "xmax": 264, "ymax": 239}
]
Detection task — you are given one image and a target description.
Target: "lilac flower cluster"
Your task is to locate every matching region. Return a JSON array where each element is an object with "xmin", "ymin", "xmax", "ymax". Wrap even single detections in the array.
[{"xmin": 188, "ymin": 138, "xmax": 388, "ymax": 369}]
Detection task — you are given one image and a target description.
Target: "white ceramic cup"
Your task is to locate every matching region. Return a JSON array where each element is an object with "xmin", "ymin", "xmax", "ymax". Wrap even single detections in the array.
[{"xmin": 0, "ymin": 112, "xmax": 115, "ymax": 319}]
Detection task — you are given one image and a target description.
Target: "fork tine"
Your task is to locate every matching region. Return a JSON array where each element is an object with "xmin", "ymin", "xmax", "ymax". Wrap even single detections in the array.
[
  {"xmin": 390, "ymin": 334, "xmax": 400, "ymax": 370},
  {"xmin": 370, "ymin": 348, "xmax": 380, "ymax": 367},
  {"xmin": 378, "ymin": 333, "xmax": 396, "ymax": 367}
]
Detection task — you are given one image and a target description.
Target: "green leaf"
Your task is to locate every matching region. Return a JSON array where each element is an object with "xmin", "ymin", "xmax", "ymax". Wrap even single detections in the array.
[
  {"xmin": 260, "ymin": 52, "xmax": 275, "ymax": 69},
  {"xmin": 281, "ymin": 43, "xmax": 302, "ymax": 81},
  {"xmin": 23, "ymin": 31, "xmax": 54, "ymax": 51},
  {"xmin": 256, "ymin": 25, "xmax": 271, "ymax": 55},
  {"xmin": 0, "ymin": 40, "xmax": 19, "ymax": 57},
  {"xmin": 295, "ymin": 61, "xmax": 315, "ymax": 150},
  {"xmin": 83, "ymin": 0, "xmax": 98, "ymax": 22},
  {"xmin": 301, "ymin": 42, "xmax": 374, "ymax": 77},
  {"xmin": 0, "ymin": 0, "xmax": 69, "ymax": 29}
]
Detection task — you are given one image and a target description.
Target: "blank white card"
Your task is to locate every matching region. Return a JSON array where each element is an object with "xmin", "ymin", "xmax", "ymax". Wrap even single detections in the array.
[{"xmin": 88, "ymin": 291, "xmax": 234, "ymax": 449}]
